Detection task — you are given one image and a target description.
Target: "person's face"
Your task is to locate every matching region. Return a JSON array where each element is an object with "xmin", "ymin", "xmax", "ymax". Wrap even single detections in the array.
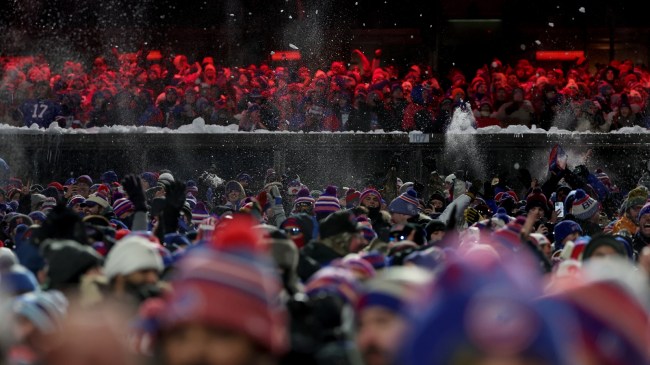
[
  {"xmin": 606, "ymin": 69, "xmax": 615, "ymax": 81},
  {"xmin": 629, "ymin": 205, "xmax": 643, "ymax": 223},
  {"xmin": 512, "ymin": 91, "xmax": 524, "ymax": 102},
  {"xmin": 477, "ymin": 83, "xmax": 487, "ymax": 94},
  {"xmin": 390, "ymin": 212, "xmax": 410, "ymax": 225},
  {"xmin": 429, "ymin": 230, "xmax": 445, "ymax": 243},
  {"xmin": 357, "ymin": 307, "xmax": 407, "ymax": 365},
  {"xmin": 496, "ymin": 89, "xmax": 507, "ymax": 100},
  {"xmin": 166, "ymin": 92, "xmax": 178, "ymax": 103},
  {"xmin": 620, "ymin": 106, "xmax": 631, "ymax": 117},
  {"xmin": 77, "ymin": 183, "xmax": 90, "ymax": 198},
  {"xmin": 590, "ymin": 245, "xmax": 619, "ymax": 259},
  {"xmin": 162, "ymin": 324, "xmax": 259, "ymax": 365},
  {"xmin": 83, "ymin": 203, "xmax": 101, "ymax": 216},
  {"xmin": 71, "ymin": 203, "xmax": 84, "ymax": 214},
  {"xmin": 125, "ymin": 268, "xmax": 159, "ymax": 287},
  {"xmin": 228, "ymin": 190, "xmax": 240, "ymax": 202},
  {"xmin": 639, "ymin": 214, "xmax": 650, "ymax": 237},
  {"xmin": 185, "ymin": 92, "xmax": 197, "ymax": 104},
  {"xmin": 563, "ymin": 232, "xmax": 580, "ymax": 245},
  {"xmin": 362, "ymin": 194, "xmax": 380, "ymax": 209},
  {"xmin": 431, "ymin": 199, "xmax": 444, "ymax": 210},
  {"xmin": 529, "ymin": 206, "xmax": 544, "ymax": 220}
]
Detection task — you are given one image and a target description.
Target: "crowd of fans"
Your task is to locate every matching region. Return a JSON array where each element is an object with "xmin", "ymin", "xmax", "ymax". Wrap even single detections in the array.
[
  {"xmin": 1, "ymin": 144, "xmax": 650, "ymax": 365},
  {"xmin": 2, "ymin": 48, "xmax": 650, "ymax": 132}
]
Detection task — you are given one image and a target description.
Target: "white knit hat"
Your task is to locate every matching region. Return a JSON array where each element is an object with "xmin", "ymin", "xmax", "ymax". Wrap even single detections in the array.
[{"xmin": 103, "ymin": 236, "xmax": 163, "ymax": 279}]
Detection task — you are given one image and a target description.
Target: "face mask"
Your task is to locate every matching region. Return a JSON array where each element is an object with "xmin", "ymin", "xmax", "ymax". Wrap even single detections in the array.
[{"xmin": 480, "ymin": 110, "xmax": 490, "ymax": 117}]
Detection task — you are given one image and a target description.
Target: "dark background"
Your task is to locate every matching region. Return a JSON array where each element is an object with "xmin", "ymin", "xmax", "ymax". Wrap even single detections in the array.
[{"xmin": 1, "ymin": 0, "xmax": 648, "ymax": 79}]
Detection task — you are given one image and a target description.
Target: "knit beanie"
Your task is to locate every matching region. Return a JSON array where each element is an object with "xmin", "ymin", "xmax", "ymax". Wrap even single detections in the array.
[
  {"xmin": 103, "ymin": 235, "xmax": 164, "ymax": 280},
  {"xmin": 356, "ymin": 266, "xmax": 433, "ymax": 314},
  {"xmin": 525, "ymin": 188, "xmax": 549, "ymax": 213},
  {"xmin": 637, "ymin": 202, "xmax": 650, "ymax": 222},
  {"xmin": 293, "ymin": 187, "xmax": 315, "ymax": 208},
  {"xmin": 112, "ymin": 198, "xmax": 134, "ymax": 218},
  {"xmin": 624, "ymin": 186, "xmax": 649, "ymax": 211},
  {"xmin": 553, "ymin": 220, "xmax": 583, "ymax": 247},
  {"xmin": 314, "ymin": 185, "xmax": 341, "ymax": 220},
  {"xmin": 388, "ymin": 189, "xmax": 419, "ymax": 217},
  {"xmin": 191, "ymin": 202, "xmax": 210, "ymax": 227},
  {"xmin": 159, "ymin": 215, "xmax": 288, "ymax": 356},
  {"xmin": 571, "ymin": 189, "xmax": 599, "ymax": 221}
]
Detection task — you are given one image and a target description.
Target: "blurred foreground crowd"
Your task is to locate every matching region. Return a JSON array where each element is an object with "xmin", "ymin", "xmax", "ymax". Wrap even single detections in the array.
[
  {"xmin": 1, "ymin": 143, "xmax": 650, "ymax": 365},
  {"xmin": 2, "ymin": 48, "xmax": 650, "ymax": 132}
]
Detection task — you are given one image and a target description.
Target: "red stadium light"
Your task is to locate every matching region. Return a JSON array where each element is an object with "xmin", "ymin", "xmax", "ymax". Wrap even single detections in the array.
[
  {"xmin": 535, "ymin": 50, "xmax": 585, "ymax": 61},
  {"xmin": 270, "ymin": 50, "xmax": 301, "ymax": 61}
]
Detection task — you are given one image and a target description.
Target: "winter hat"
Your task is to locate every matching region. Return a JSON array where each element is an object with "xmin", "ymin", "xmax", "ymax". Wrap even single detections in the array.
[
  {"xmin": 332, "ymin": 254, "xmax": 376, "ymax": 281},
  {"xmin": 305, "ymin": 266, "xmax": 361, "ymax": 306},
  {"xmin": 191, "ymin": 202, "xmax": 210, "ymax": 226},
  {"xmin": 624, "ymin": 186, "xmax": 648, "ymax": 211},
  {"xmin": 314, "ymin": 185, "xmax": 341, "ymax": 219},
  {"xmin": 0, "ymin": 264, "xmax": 39, "ymax": 295},
  {"xmin": 112, "ymin": 198, "xmax": 134, "ymax": 218},
  {"xmin": 525, "ymin": 188, "xmax": 549, "ymax": 213},
  {"xmin": 491, "ymin": 216, "xmax": 526, "ymax": 252},
  {"xmin": 358, "ymin": 188, "xmax": 382, "ymax": 206},
  {"xmin": 356, "ymin": 266, "xmax": 433, "ymax": 314},
  {"xmin": 82, "ymin": 193, "xmax": 109, "ymax": 209},
  {"xmin": 103, "ymin": 235, "xmax": 164, "ymax": 280},
  {"xmin": 553, "ymin": 220, "xmax": 583, "ymax": 247},
  {"xmin": 319, "ymin": 210, "xmax": 360, "ymax": 240},
  {"xmin": 140, "ymin": 172, "xmax": 158, "ymax": 188},
  {"xmin": 185, "ymin": 193, "xmax": 197, "ymax": 209},
  {"xmin": 0, "ymin": 247, "xmax": 18, "ymax": 269},
  {"xmin": 571, "ymin": 189, "xmax": 599, "ymax": 221},
  {"xmin": 293, "ymin": 187, "xmax": 315, "ymax": 209},
  {"xmin": 637, "ymin": 202, "xmax": 650, "ymax": 222},
  {"xmin": 388, "ymin": 189, "xmax": 419, "ymax": 217},
  {"xmin": 66, "ymin": 195, "xmax": 85, "ymax": 208},
  {"xmin": 286, "ymin": 180, "xmax": 302, "ymax": 196},
  {"xmin": 30, "ymin": 194, "xmax": 47, "ymax": 211},
  {"xmin": 360, "ymin": 251, "xmax": 387, "ymax": 270},
  {"xmin": 159, "ymin": 215, "xmax": 289, "ymax": 355},
  {"xmin": 41, "ymin": 239, "xmax": 104, "ymax": 289},
  {"xmin": 101, "ymin": 170, "xmax": 118, "ymax": 184},
  {"xmin": 11, "ymin": 291, "xmax": 68, "ymax": 334},
  {"xmin": 528, "ymin": 233, "xmax": 551, "ymax": 248},
  {"xmin": 397, "ymin": 258, "xmax": 573, "ymax": 365},
  {"xmin": 76, "ymin": 175, "xmax": 93, "ymax": 186},
  {"xmin": 280, "ymin": 213, "xmax": 318, "ymax": 248},
  {"xmin": 185, "ymin": 180, "xmax": 198, "ymax": 196},
  {"xmin": 581, "ymin": 234, "xmax": 626, "ymax": 261},
  {"xmin": 357, "ymin": 216, "xmax": 377, "ymax": 242},
  {"xmin": 158, "ymin": 172, "xmax": 175, "ymax": 185},
  {"xmin": 28, "ymin": 211, "xmax": 47, "ymax": 224}
]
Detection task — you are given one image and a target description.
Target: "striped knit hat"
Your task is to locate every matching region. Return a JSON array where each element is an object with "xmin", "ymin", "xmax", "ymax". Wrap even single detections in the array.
[
  {"xmin": 112, "ymin": 198, "xmax": 134, "ymax": 218},
  {"xmin": 161, "ymin": 215, "xmax": 288, "ymax": 355},
  {"xmin": 571, "ymin": 189, "xmax": 599, "ymax": 221},
  {"xmin": 191, "ymin": 202, "xmax": 210, "ymax": 227},
  {"xmin": 356, "ymin": 266, "xmax": 433, "ymax": 314},
  {"xmin": 67, "ymin": 195, "xmax": 85, "ymax": 208},
  {"xmin": 293, "ymin": 187, "xmax": 315, "ymax": 209},
  {"xmin": 388, "ymin": 189, "xmax": 419, "ymax": 216},
  {"xmin": 314, "ymin": 185, "xmax": 340, "ymax": 219}
]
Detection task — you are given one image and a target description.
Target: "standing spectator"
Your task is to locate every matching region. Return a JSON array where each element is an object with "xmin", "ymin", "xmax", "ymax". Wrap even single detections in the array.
[{"xmin": 17, "ymin": 81, "xmax": 63, "ymax": 128}]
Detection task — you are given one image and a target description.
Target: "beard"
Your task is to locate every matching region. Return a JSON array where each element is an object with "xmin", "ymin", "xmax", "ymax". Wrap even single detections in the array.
[{"xmin": 362, "ymin": 345, "xmax": 389, "ymax": 365}]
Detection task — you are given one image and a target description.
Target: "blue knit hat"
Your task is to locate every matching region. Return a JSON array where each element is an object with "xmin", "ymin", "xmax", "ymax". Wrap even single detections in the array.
[
  {"xmin": 388, "ymin": 189, "xmax": 419, "ymax": 216},
  {"xmin": 553, "ymin": 220, "xmax": 583, "ymax": 248},
  {"xmin": 101, "ymin": 170, "xmax": 118, "ymax": 184},
  {"xmin": 356, "ymin": 266, "xmax": 433, "ymax": 314},
  {"xmin": 0, "ymin": 264, "xmax": 39, "ymax": 295},
  {"xmin": 11, "ymin": 291, "xmax": 68, "ymax": 333}
]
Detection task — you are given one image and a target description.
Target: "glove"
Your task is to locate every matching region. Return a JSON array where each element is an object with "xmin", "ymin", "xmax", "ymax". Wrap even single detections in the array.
[
  {"xmin": 122, "ymin": 174, "xmax": 147, "ymax": 212},
  {"xmin": 464, "ymin": 207, "xmax": 481, "ymax": 226}
]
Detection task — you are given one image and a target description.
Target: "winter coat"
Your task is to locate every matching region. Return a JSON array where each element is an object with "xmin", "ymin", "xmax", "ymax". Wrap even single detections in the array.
[{"xmin": 297, "ymin": 240, "xmax": 343, "ymax": 282}]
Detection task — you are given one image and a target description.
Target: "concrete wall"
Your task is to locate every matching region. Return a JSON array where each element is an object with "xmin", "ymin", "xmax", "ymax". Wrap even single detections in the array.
[{"xmin": 1, "ymin": 133, "xmax": 648, "ymax": 193}]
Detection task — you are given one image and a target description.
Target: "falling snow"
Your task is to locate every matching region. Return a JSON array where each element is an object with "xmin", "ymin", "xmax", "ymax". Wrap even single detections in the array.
[{"xmin": 579, "ymin": 7, "xmax": 586, "ymax": 13}]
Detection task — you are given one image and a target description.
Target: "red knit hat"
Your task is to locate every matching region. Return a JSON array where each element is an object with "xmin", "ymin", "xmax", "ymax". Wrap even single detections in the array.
[{"xmin": 159, "ymin": 215, "xmax": 288, "ymax": 355}]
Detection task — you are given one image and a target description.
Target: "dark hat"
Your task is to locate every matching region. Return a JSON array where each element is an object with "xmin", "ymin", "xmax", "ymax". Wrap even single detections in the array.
[{"xmin": 319, "ymin": 210, "xmax": 360, "ymax": 240}]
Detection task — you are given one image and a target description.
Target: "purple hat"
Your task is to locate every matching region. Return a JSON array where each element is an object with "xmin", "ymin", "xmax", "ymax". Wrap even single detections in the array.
[{"xmin": 112, "ymin": 198, "xmax": 134, "ymax": 218}]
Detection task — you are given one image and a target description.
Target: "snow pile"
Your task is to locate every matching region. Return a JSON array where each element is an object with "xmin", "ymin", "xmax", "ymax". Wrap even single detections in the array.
[{"xmin": 0, "ymin": 117, "xmax": 649, "ymax": 135}]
